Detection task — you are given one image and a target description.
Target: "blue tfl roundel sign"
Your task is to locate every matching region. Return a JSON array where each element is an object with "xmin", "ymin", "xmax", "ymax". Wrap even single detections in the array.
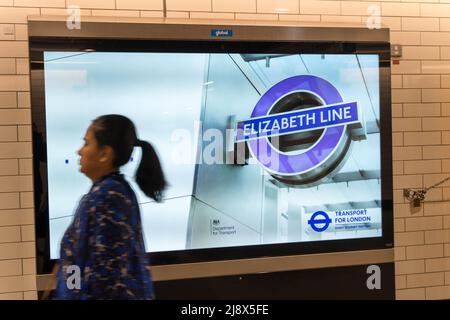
[
  {"xmin": 236, "ymin": 75, "xmax": 365, "ymax": 186},
  {"xmin": 308, "ymin": 211, "xmax": 332, "ymax": 232}
]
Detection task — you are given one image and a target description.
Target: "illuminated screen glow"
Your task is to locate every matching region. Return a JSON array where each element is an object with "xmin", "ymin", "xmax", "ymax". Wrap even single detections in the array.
[{"xmin": 43, "ymin": 51, "xmax": 382, "ymax": 259}]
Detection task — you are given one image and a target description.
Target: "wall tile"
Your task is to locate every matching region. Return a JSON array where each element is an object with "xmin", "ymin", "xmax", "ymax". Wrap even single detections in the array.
[
  {"xmin": 0, "ymin": 142, "xmax": 31, "ymax": 158},
  {"xmin": 423, "ymin": 89, "xmax": 450, "ymax": 102},
  {"xmin": 166, "ymin": 0, "xmax": 211, "ymax": 12},
  {"xmin": 0, "ymin": 7, "xmax": 40, "ymax": 23},
  {"xmin": 91, "ymin": 10, "xmax": 140, "ymax": 17},
  {"xmin": 405, "ymin": 216, "xmax": 442, "ymax": 231},
  {"xmin": 425, "ymin": 230, "xmax": 450, "ymax": 244},
  {"xmin": 20, "ymin": 225, "xmax": 34, "ymax": 242},
  {"xmin": 421, "ymin": 3, "xmax": 450, "ymax": 18},
  {"xmin": 40, "ymin": 8, "xmax": 92, "ymax": 16},
  {"xmin": 0, "ymin": 126, "xmax": 17, "ymax": 142},
  {"xmin": 0, "ymin": 242, "xmax": 35, "ymax": 260},
  {"xmin": 213, "ymin": 0, "xmax": 256, "ymax": 13},
  {"xmin": 23, "ymin": 291, "xmax": 37, "ymax": 300},
  {"xmin": 257, "ymin": 0, "xmax": 299, "ymax": 14},
  {"xmin": 300, "ymin": 1, "xmax": 341, "ymax": 15},
  {"xmin": 0, "ymin": 175, "xmax": 33, "ymax": 193},
  {"xmin": 341, "ymin": 1, "xmax": 379, "ymax": 16},
  {"xmin": 397, "ymin": 288, "xmax": 425, "ymax": 300},
  {"xmin": 279, "ymin": 14, "xmax": 320, "ymax": 22},
  {"xmin": 0, "ymin": 260, "xmax": 21, "ymax": 277},
  {"xmin": 0, "ymin": 75, "xmax": 29, "ymax": 91},
  {"xmin": 426, "ymin": 257, "xmax": 450, "ymax": 272},
  {"xmin": 392, "ymin": 118, "xmax": 421, "ymax": 131},
  {"xmin": 321, "ymin": 15, "xmax": 362, "ymax": 23},
  {"xmin": 14, "ymin": 24, "xmax": 27, "ymax": 41},
  {"xmin": 19, "ymin": 192, "xmax": 34, "ymax": 209},
  {"xmin": 422, "ymin": 61, "xmax": 450, "ymax": 74},
  {"xmin": 0, "ymin": 193, "xmax": 19, "ymax": 210},
  {"xmin": 0, "ymin": 292, "xmax": 23, "ymax": 300},
  {"xmin": 395, "ymin": 231, "xmax": 424, "ymax": 246},
  {"xmin": 0, "ymin": 109, "xmax": 31, "ymax": 125},
  {"xmin": 190, "ymin": 12, "xmax": 235, "ymax": 19},
  {"xmin": 401, "ymin": 46, "xmax": 440, "ymax": 60},
  {"xmin": 0, "ymin": 159, "xmax": 18, "ymax": 176},
  {"xmin": 66, "ymin": 0, "xmax": 116, "ymax": 10},
  {"xmin": 235, "ymin": 13, "xmax": 278, "ymax": 20},
  {"xmin": 402, "ymin": 17, "xmax": 439, "ymax": 31},
  {"xmin": 0, "ymin": 58, "xmax": 15, "ymax": 74},
  {"xmin": 392, "ymin": 89, "xmax": 421, "ymax": 103},
  {"xmin": 406, "ymin": 244, "xmax": 443, "ymax": 259},
  {"xmin": 382, "ymin": 2, "xmax": 420, "ymax": 17},
  {"xmin": 116, "ymin": 0, "xmax": 163, "ymax": 10},
  {"xmin": 391, "ymin": 60, "xmax": 421, "ymax": 74},
  {"xmin": 404, "ymin": 159, "xmax": 441, "ymax": 174},
  {"xmin": 139, "ymin": 11, "xmax": 164, "ymax": 18},
  {"xmin": 426, "ymin": 285, "xmax": 450, "ymax": 299},
  {"xmin": 0, "ymin": 208, "xmax": 34, "ymax": 226},
  {"xmin": 393, "ymin": 146, "xmax": 422, "ymax": 160},
  {"xmin": 403, "ymin": 75, "xmax": 440, "ymax": 88},
  {"xmin": 22, "ymin": 258, "xmax": 35, "ymax": 275},
  {"xmin": 14, "ymin": 0, "xmax": 65, "ymax": 7},
  {"xmin": 421, "ymin": 32, "xmax": 450, "ymax": 45},
  {"xmin": 395, "ymin": 260, "xmax": 425, "ymax": 275},
  {"xmin": 165, "ymin": 11, "xmax": 189, "ymax": 18},
  {"xmin": 0, "ymin": 226, "xmax": 21, "ymax": 243},
  {"xmin": 390, "ymin": 31, "xmax": 421, "ymax": 45},
  {"xmin": 404, "ymin": 132, "xmax": 441, "ymax": 146},
  {"xmin": 392, "ymin": 132, "xmax": 403, "ymax": 147},
  {"xmin": 407, "ymin": 272, "xmax": 444, "ymax": 288},
  {"xmin": 17, "ymin": 92, "xmax": 30, "ymax": 109},
  {"xmin": 424, "ymin": 201, "xmax": 450, "ymax": 216},
  {"xmin": 441, "ymin": 47, "xmax": 450, "ymax": 59},
  {"xmin": 403, "ymin": 103, "xmax": 440, "ymax": 117},
  {"xmin": 18, "ymin": 159, "xmax": 32, "ymax": 175},
  {"xmin": 392, "ymin": 103, "xmax": 403, "ymax": 117},
  {"xmin": 0, "ymin": 92, "xmax": 16, "ymax": 109}
]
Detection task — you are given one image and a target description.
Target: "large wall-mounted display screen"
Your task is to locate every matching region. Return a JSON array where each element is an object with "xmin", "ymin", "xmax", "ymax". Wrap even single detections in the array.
[{"xmin": 31, "ymin": 38, "xmax": 392, "ymax": 270}]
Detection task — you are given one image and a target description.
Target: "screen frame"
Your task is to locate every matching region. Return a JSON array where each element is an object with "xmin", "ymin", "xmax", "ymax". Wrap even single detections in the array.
[{"xmin": 29, "ymin": 22, "xmax": 393, "ymax": 275}]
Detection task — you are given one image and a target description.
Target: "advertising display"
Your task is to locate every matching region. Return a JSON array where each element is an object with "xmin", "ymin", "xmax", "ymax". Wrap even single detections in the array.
[{"xmin": 38, "ymin": 50, "xmax": 386, "ymax": 260}]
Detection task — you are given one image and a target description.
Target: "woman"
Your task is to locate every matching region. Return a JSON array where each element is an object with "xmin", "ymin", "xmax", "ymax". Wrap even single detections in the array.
[{"xmin": 54, "ymin": 114, "xmax": 166, "ymax": 299}]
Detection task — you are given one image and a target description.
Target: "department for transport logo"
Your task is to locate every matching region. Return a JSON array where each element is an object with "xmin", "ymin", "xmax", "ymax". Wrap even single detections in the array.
[
  {"xmin": 235, "ymin": 75, "xmax": 365, "ymax": 186},
  {"xmin": 308, "ymin": 211, "xmax": 332, "ymax": 232}
]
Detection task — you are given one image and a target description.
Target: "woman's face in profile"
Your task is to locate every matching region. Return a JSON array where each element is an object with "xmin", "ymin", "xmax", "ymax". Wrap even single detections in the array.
[{"xmin": 77, "ymin": 125, "xmax": 105, "ymax": 180}]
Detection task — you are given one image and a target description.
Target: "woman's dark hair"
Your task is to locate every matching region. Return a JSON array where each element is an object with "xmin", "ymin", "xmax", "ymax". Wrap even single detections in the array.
[{"xmin": 91, "ymin": 114, "xmax": 167, "ymax": 202}]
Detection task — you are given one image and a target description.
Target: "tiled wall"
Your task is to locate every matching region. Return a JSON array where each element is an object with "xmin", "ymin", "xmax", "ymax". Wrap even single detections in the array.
[{"xmin": 1, "ymin": 0, "xmax": 450, "ymax": 300}]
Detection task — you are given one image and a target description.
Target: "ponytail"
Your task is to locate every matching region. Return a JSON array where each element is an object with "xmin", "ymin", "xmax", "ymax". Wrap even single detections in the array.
[
  {"xmin": 92, "ymin": 115, "xmax": 167, "ymax": 203},
  {"xmin": 135, "ymin": 139, "xmax": 167, "ymax": 202}
]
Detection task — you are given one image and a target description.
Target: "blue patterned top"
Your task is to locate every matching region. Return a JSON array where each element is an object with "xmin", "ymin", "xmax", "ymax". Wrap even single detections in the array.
[{"xmin": 55, "ymin": 172, "xmax": 154, "ymax": 300}]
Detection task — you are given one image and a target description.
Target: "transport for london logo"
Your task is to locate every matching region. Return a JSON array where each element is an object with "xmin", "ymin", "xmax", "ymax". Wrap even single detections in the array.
[
  {"xmin": 235, "ymin": 75, "xmax": 366, "ymax": 186},
  {"xmin": 308, "ymin": 211, "xmax": 332, "ymax": 232}
]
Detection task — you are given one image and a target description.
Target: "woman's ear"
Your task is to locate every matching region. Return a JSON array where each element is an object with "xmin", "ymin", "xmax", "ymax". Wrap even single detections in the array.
[{"xmin": 99, "ymin": 145, "xmax": 114, "ymax": 164}]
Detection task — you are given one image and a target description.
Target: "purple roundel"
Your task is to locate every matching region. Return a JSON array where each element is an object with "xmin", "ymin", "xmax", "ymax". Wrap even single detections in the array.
[{"xmin": 247, "ymin": 75, "xmax": 345, "ymax": 176}]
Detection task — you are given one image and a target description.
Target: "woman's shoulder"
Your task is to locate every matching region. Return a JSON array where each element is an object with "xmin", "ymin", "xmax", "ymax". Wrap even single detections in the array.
[{"xmin": 91, "ymin": 174, "xmax": 132, "ymax": 202}]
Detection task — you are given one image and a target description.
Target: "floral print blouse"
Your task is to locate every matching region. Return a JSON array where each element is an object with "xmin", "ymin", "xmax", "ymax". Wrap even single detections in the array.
[{"xmin": 55, "ymin": 172, "xmax": 154, "ymax": 299}]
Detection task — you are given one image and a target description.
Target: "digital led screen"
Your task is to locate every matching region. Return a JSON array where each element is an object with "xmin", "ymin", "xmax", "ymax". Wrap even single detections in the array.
[{"xmin": 39, "ymin": 50, "xmax": 385, "ymax": 260}]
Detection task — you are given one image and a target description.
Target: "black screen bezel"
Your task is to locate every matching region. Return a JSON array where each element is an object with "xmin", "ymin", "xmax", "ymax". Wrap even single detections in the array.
[{"xmin": 30, "ymin": 37, "xmax": 393, "ymax": 274}]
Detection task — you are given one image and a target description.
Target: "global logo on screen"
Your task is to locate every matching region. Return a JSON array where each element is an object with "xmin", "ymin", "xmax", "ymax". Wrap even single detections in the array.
[{"xmin": 235, "ymin": 75, "xmax": 366, "ymax": 186}]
